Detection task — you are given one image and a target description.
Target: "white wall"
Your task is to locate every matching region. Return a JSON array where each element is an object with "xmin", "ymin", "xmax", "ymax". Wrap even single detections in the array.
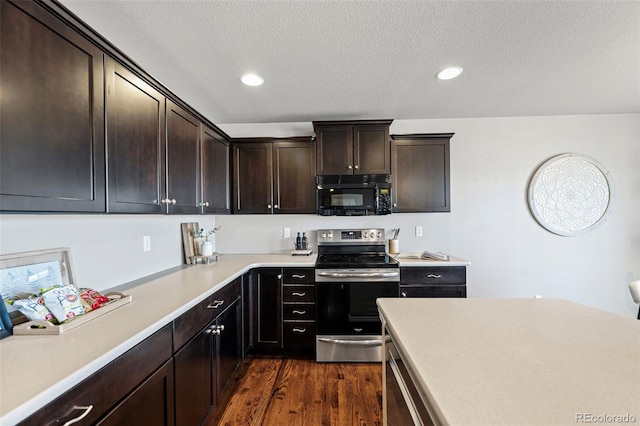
[{"xmin": 0, "ymin": 114, "xmax": 637, "ymax": 318}]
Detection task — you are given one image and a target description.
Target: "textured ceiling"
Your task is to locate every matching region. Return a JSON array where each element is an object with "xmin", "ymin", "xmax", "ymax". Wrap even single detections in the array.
[{"xmin": 60, "ymin": 0, "xmax": 640, "ymax": 125}]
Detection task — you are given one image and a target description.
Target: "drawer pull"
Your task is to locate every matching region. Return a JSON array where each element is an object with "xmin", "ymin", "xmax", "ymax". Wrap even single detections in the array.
[
  {"xmin": 292, "ymin": 310, "xmax": 306, "ymax": 315},
  {"xmin": 401, "ymin": 291, "xmax": 408, "ymax": 298},
  {"xmin": 292, "ymin": 328, "xmax": 306, "ymax": 333},
  {"xmin": 207, "ymin": 300, "xmax": 225, "ymax": 309},
  {"xmin": 63, "ymin": 405, "xmax": 94, "ymax": 426},
  {"xmin": 292, "ymin": 274, "xmax": 306, "ymax": 279},
  {"xmin": 426, "ymin": 274, "xmax": 442, "ymax": 279},
  {"xmin": 291, "ymin": 292, "xmax": 306, "ymax": 297}
]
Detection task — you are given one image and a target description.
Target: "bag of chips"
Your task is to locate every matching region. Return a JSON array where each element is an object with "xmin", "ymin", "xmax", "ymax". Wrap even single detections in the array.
[
  {"xmin": 41, "ymin": 285, "xmax": 85, "ymax": 323},
  {"xmin": 78, "ymin": 288, "xmax": 110, "ymax": 310},
  {"xmin": 10, "ymin": 296, "xmax": 56, "ymax": 323}
]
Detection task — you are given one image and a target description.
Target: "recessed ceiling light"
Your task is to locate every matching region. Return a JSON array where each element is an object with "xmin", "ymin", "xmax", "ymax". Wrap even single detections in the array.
[
  {"xmin": 241, "ymin": 73, "xmax": 264, "ymax": 86},
  {"xmin": 436, "ymin": 66, "xmax": 463, "ymax": 80}
]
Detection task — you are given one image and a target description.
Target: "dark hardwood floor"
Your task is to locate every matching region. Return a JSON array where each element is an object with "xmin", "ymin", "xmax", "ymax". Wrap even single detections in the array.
[{"xmin": 207, "ymin": 356, "xmax": 383, "ymax": 426}]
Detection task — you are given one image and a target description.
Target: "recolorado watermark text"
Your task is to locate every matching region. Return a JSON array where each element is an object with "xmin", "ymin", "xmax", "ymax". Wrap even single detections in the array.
[{"xmin": 576, "ymin": 413, "xmax": 637, "ymax": 423}]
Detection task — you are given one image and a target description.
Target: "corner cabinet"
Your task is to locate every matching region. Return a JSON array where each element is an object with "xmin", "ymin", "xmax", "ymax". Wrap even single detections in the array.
[
  {"xmin": 0, "ymin": 0, "xmax": 105, "ymax": 212},
  {"xmin": 391, "ymin": 133, "xmax": 453, "ymax": 213},
  {"xmin": 314, "ymin": 120, "xmax": 392, "ymax": 175},
  {"xmin": 202, "ymin": 125, "xmax": 231, "ymax": 214},
  {"xmin": 232, "ymin": 138, "xmax": 315, "ymax": 214}
]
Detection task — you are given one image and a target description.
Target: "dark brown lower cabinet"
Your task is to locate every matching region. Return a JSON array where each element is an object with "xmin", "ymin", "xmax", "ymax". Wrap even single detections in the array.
[
  {"xmin": 19, "ymin": 325, "xmax": 173, "ymax": 425},
  {"xmin": 174, "ymin": 297, "xmax": 242, "ymax": 425},
  {"xmin": 97, "ymin": 359, "xmax": 175, "ymax": 426},
  {"xmin": 252, "ymin": 268, "xmax": 283, "ymax": 350},
  {"xmin": 399, "ymin": 266, "xmax": 467, "ymax": 298}
]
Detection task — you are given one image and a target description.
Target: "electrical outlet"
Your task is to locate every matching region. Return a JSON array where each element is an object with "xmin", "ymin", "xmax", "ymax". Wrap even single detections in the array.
[
  {"xmin": 415, "ymin": 226, "xmax": 423, "ymax": 237},
  {"xmin": 283, "ymin": 227, "xmax": 291, "ymax": 238},
  {"xmin": 143, "ymin": 236, "xmax": 151, "ymax": 252},
  {"xmin": 534, "ymin": 294, "xmax": 542, "ymax": 299}
]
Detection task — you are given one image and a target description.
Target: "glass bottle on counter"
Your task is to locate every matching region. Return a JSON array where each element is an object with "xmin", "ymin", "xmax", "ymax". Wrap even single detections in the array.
[
  {"xmin": 296, "ymin": 232, "xmax": 302, "ymax": 250},
  {"xmin": 301, "ymin": 232, "xmax": 308, "ymax": 250}
]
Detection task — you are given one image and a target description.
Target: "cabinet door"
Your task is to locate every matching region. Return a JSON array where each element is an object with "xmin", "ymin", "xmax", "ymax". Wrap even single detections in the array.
[
  {"xmin": 232, "ymin": 143, "xmax": 273, "ymax": 213},
  {"xmin": 216, "ymin": 299, "xmax": 242, "ymax": 398},
  {"xmin": 166, "ymin": 100, "xmax": 201, "ymax": 214},
  {"xmin": 0, "ymin": 1, "xmax": 105, "ymax": 212},
  {"xmin": 391, "ymin": 135, "xmax": 451, "ymax": 212},
  {"xmin": 252, "ymin": 268, "xmax": 283, "ymax": 349},
  {"xmin": 97, "ymin": 359, "xmax": 175, "ymax": 426},
  {"xmin": 273, "ymin": 141, "xmax": 316, "ymax": 213},
  {"xmin": 315, "ymin": 126, "xmax": 354, "ymax": 175},
  {"xmin": 174, "ymin": 323, "xmax": 214, "ymax": 426},
  {"xmin": 202, "ymin": 125, "xmax": 230, "ymax": 214},
  {"xmin": 106, "ymin": 57, "xmax": 166, "ymax": 213},
  {"xmin": 354, "ymin": 124, "xmax": 390, "ymax": 175},
  {"xmin": 242, "ymin": 272, "xmax": 253, "ymax": 356}
]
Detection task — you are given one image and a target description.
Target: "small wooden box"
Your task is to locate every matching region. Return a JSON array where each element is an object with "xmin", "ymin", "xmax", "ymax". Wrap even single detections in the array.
[{"xmin": 0, "ymin": 247, "xmax": 132, "ymax": 335}]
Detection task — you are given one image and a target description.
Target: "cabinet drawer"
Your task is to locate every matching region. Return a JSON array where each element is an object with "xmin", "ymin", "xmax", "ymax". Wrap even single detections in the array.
[
  {"xmin": 283, "ymin": 268, "xmax": 315, "ymax": 284},
  {"xmin": 400, "ymin": 267, "xmax": 466, "ymax": 285},
  {"xmin": 283, "ymin": 322, "xmax": 316, "ymax": 349},
  {"xmin": 174, "ymin": 277, "xmax": 241, "ymax": 351},
  {"xmin": 20, "ymin": 324, "xmax": 173, "ymax": 426},
  {"xmin": 283, "ymin": 285, "xmax": 315, "ymax": 302},
  {"xmin": 283, "ymin": 304, "xmax": 316, "ymax": 321},
  {"xmin": 400, "ymin": 285, "xmax": 466, "ymax": 298}
]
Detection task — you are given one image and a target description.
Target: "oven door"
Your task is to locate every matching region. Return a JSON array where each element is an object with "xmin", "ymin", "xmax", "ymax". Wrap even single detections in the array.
[{"xmin": 316, "ymin": 281, "xmax": 398, "ymax": 335}]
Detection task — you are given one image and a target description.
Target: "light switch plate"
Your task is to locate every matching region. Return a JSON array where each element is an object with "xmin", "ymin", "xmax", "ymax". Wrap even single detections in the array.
[
  {"xmin": 283, "ymin": 227, "xmax": 291, "ymax": 238},
  {"xmin": 143, "ymin": 236, "xmax": 151, "ymax": 252},
  {"xmin": 415, "ymin": 226, "xmax": 423, "ymax": 237}
]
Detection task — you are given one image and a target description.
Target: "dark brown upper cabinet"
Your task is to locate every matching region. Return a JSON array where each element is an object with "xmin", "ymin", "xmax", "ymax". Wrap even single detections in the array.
[
  {"xmin": 201, "ymin": 125, "xmax": 231, "ymax": 214},
  {"xmin": 314, "ymin": 120, "xmax": 392, "ymax": 176},
  {"xmin": 166, "ymin": 100, "xmax": 201, "ymax": 214},
  {"xmin": 106, "ymin": 57, "xmax": 166, "ymax": 214},
  {"xmin": 391, "ymin": 134, "xmax": 453, "ymax": 213},
  {"xmin": 232, "ymin": 138, "xmax": 315, "ymax": 214},
  {"xmin": 0, "ymin": 0, "xmax": 105, "ymax": 212}
]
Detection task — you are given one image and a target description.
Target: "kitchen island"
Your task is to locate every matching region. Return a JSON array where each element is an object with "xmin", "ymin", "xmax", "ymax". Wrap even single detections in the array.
[
  {"xmin": 0, "ymin": 253, "xmax": 316, "ymax": 425},
  {"xmin": 377, "ymin": 298, "xmax": 640, "ymax": 425}
]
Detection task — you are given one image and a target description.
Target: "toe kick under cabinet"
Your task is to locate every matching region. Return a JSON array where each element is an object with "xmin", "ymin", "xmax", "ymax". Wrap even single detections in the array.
[{"xmin": 399, "ymin": 266, "xmax": 467, "ymax": 298}]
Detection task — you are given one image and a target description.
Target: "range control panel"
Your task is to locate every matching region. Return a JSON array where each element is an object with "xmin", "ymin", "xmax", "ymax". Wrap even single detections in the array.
[{"xmin": 317, "ymin": 228, "xmax": 385, "ymax": 245}]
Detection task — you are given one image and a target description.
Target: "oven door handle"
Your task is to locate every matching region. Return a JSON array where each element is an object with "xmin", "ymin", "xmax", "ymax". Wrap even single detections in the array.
[
  {"xmin": 317, "ymin": 337, "xmax": 390, "ymax": 346},
  {"xmin": 316, "ymin": 271, "xmax": 399, "ymax": 279}
]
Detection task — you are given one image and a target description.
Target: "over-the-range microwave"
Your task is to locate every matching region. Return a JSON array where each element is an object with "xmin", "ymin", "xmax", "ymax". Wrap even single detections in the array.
[{"xmin": 316, "ymin": 175, "xmax": 392, "ymax": 216}]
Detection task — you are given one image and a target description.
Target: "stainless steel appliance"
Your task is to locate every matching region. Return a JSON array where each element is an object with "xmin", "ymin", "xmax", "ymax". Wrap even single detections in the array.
[
  {"xmin": 315, "ymin": 228, "xmax": 399, "ymax": 362},
  {"xmin": 316, "ymin": 175, "xmax": 392, "ymax": 216}
]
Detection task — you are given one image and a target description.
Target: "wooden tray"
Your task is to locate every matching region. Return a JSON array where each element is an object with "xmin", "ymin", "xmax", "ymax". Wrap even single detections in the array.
[{"xmin": 12, "ymin": 291, "xmax": 132, "ymax": 335}]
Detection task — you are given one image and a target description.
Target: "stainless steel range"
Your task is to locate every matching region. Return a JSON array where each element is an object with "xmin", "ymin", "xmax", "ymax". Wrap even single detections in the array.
[{"xmin": 315, "ymin": 228, "xmax": 399, "ymax": 362}]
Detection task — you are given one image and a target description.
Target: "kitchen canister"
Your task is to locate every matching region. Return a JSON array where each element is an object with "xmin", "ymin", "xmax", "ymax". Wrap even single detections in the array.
[
  {"xmin": 201, "ymin": 241, "xmax": 214, "ymax": 256},
  {"xmin": 388, "ymin": 239, "xmax": 399, "ymax": 255}
]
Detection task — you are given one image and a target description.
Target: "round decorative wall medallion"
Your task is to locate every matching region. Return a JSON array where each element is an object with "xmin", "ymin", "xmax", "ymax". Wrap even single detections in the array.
[{"xmin": 527, "ymin": 153, "xmax": 614, "ymax": 236}]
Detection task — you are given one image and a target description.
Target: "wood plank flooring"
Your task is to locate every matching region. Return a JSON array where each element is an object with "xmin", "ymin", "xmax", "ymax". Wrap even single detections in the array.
[{"xmin": 207, "ymin": 356, "xmax": 383, "ymax": 426}]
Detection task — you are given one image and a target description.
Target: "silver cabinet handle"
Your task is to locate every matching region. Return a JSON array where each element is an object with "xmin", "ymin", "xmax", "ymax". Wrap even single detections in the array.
[
  {"xmin": 348, "ymin": 165, "xmax": 353, "ymax": 169},
  {"xmin": 267, "ymin": 204, "xmax": 272, "ymax": 209},
  {"xmin": 401, "ymin": 291, "xmax": 408, "ymax": 297},
  {"xmin": 317, "ymin": 271, "xmax": 399, "ymax": 278},
  {"xmin": 211, "ymin": 327, "xmax": 221, "ymax": 336},
  {"xmin": 427, "ymin": 274, "xmax": 442, "ymax": 279},
  {"xmin": 218, "ymin": 324, "xmax": 225, "ymax": 332},
  {"xmin": 205, "ymin": 325, "xmax": 216, "ymax": 334},
  {"xmin": 171, "ymin": 199, "xmax": 176, "ymax": 205},
  {"xmin": 199, "ymin": 202, "xmax": 210, "ymax": 207},
  {"xmin": 292, "ymin": 274, "xmax": 306, "ymax": 279},
  {"xmin": 207, "ymin": 300, "xmax": 224, "ymax": 309},
  {"xmin": 62, "ymin": 405, "xmax": 94, "ymax": 426},
  {"xmin": 292, "ymin": 328, "xmax": 306, "ymax": 333},
  {"xmin": 354, "ymin": 164, "xmax": 359, "ymax": 169},
  {"xmin": 393, "ymin": 203, "xmax": 397, "ymax": 207},
  {"xmin": 274, "ymin": 204, "xmax": 279, "ymax": 209},
  {"xmin": 161, "ymin": 198, "xmax": 168, "ymax": 204},
  {"xmin": 277, "ymin": 274, "xmax": 282, "ymax": 280},
  {"xmin": 292, "ymin": 310, "xmax": 306, "ymax": 315},
  {"xmin": 291, "ymin": 292, "xmax": 306, "ymax": 297}
]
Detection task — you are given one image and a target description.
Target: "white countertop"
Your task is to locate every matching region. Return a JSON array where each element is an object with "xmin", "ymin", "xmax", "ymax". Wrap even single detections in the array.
[
  {"xmin": 377, "ymin": 298, "xmax": 640, "ymax": 426},
  {"xmin": 0, "ymin": 253, "xmax": 316, "ymax": 425},
  {"xmin": 393, "ymin": 254, "xmax": 470, "ymax": 267}
]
